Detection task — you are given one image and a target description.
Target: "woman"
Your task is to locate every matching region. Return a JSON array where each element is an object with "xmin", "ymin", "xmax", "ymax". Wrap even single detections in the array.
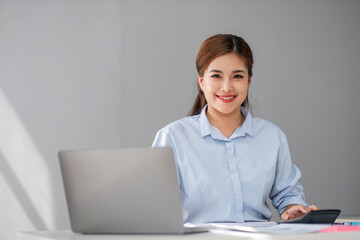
[{"xmin": 152, "ymin": 34, "xmax": 318, "ymax": 223}]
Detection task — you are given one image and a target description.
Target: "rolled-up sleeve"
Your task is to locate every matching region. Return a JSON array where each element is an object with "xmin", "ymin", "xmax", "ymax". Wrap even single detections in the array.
[{"xmin": 269, "ymin": 130, "xmax": 308, "ymax": 216}]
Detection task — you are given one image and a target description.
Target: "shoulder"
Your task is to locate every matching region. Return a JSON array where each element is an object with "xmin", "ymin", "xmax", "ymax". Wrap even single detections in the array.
[
  {"xmin": 153, "ymin": 114, "xmax": 201, "ymax": 147},
  {"xmin": 252, "ymin": 116, "xmax": 286, "ymax": 139},
  {"xmin": 156, "ymin": 114, "xmax": 201, "ymax": 135}
]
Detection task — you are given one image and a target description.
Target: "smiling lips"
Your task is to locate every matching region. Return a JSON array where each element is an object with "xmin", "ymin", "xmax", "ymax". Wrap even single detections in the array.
[{"xmin": 217, "ymin": 95, "xmax": 237, "ymax": 103}]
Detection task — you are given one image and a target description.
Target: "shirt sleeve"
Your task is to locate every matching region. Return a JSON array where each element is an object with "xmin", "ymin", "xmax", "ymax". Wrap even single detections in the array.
[
  {"xmin": 152, "ymin": 127, "xmax": 182, "ymax": 187},
  {"xmin": 269, "ymin": 129, "xmax": 308, "ymax": 216},
  {"xmin": 152, "ymin": 127, "xmax": 178, "ymax": 151}
]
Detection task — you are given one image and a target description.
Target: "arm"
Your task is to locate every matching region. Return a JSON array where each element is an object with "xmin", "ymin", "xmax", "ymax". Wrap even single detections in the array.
[
  {"xmin": 152, "ymin": 127, "xmax": 182, "ymax": 187},
  {"xmin": 270, "ymin": 129, "xmax": 317, "ymax": 219}
]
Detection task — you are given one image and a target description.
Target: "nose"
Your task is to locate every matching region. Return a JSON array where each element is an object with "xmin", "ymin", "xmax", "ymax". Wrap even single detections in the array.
[{"xmin": 221, "ymin": 79, "xmax": 234, "ymax": 93}]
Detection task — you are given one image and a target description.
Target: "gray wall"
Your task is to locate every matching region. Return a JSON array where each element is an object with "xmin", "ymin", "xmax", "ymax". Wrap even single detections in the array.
[{"xmin": 1, "ymin": 0, "xmax": 359, "ymax": 238}]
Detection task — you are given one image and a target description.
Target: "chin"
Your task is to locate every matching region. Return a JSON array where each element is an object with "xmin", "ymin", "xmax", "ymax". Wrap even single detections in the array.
[{"xmin": 216, "ymin": 106, "xmax": 241, "ymax": 115}]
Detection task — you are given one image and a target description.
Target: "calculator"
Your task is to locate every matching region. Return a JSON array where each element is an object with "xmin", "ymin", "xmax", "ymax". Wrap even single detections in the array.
[{"xmin": 282, "ymin": 209, "xmax": 341, "ymax": 224}]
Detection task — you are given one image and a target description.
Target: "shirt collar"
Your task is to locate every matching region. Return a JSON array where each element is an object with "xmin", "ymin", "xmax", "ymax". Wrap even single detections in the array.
[
  {"xmin": 237, "ymin": 107, "xmax": 254, "ymax": 138},
  {"xmin": 200, "ymin": 105, "xmax": 254, "ymax": 140},
  {"xmin": 200, "ymin": 106, "xmax": 212, "ymax": 138}
]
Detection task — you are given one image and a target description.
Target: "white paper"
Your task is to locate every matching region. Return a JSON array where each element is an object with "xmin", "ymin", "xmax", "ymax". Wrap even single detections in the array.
[{"xmin": 210, "ymin": 222, "xmax": 330, "ymax": 234}]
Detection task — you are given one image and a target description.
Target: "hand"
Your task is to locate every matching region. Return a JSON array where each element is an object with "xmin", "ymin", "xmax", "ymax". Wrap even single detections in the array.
[{"xmin": 281, "ymin": 204, "xmax": 319, "ymax": 220}]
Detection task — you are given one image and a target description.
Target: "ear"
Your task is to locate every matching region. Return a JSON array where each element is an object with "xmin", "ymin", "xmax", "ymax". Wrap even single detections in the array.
[
  {"xmin": 248, "ymin": 77, "xmax": 252, "ymax": 87},
  {"xmin": 198, "ymin": 75, "xmax": 204, "ymax": 90}
]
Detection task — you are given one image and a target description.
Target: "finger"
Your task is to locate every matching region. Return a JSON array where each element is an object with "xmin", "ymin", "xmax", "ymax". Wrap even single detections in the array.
[
  {"xmin": 304, "ymin": 206, "xmax": 311, "ymax": 213},
  {"xmin": 281, "ymin": 212, "xmax": 290, "ymax": 220},
  {"xmin": 309, "ymin": 205, "xmax": 319, "ymax": 211},
  {"xmin": 297, "ymin": 205, "xmax": 310, "ymax": 214},
  {"xmin": 289, "ymin": 206, "xmax": 309, "ymax": 219}
]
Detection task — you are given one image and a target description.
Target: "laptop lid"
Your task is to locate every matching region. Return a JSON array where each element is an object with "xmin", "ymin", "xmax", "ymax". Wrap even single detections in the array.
[{"xmin": 59, "ymin": 147, "xmax": 187, "ymax": 234}]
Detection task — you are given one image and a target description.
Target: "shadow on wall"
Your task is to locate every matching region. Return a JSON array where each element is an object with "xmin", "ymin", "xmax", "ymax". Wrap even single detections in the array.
[
  {"xmin": 0, "ymin": 151, "xmax": 47, "ymax": 229},
  {"xmin": 0, "ymin": 87, "xmax": 56, "ymax": 237}
]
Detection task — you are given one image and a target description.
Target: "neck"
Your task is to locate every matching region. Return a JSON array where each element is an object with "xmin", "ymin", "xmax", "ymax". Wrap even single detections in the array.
[{"xmin": 206, "ymin": 106, "xmax": 245, "ymax": 138}]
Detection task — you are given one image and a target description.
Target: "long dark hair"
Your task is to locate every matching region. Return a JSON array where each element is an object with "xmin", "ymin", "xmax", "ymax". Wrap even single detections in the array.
[{"xmin": 188, "ymin": 34, "xmax": 254, "ymax": 116}]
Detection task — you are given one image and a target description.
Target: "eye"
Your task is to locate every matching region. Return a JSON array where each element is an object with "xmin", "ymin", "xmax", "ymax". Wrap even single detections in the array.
[
  {"xmin": 211, "ymin": 74, "xmax": 221, "ymax": 78},
  {"xmin": 234, "ymin": 74, "xmax": 244, "ymax": 79}
]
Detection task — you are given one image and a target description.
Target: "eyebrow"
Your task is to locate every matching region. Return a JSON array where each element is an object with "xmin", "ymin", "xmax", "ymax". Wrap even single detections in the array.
[{"xmin": 209, "ymin": 69, "xmax": 245, "ymax": 73}]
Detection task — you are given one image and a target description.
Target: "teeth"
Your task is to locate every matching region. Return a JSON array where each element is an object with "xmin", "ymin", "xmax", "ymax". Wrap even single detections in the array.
[{"xmin": 219, "ymin": 96, "xmax": 235, "ymax": 100}]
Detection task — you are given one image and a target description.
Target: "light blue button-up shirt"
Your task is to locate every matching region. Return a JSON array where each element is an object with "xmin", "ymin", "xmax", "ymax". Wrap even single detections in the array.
[{"xmin": 152, "ymin": 106, "xmax": 307, "ymax": 223}]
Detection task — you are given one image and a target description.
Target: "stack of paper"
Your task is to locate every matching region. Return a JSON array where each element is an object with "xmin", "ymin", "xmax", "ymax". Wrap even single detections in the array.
[{"xmin": 209, "ymin": 222, "xmax": 330, "ymax": 234}]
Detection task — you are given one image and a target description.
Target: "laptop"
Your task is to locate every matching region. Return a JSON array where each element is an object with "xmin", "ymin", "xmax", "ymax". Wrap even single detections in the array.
[{"xmin": 59, "ymin": 147, "xmax": 209, "ymax": 234}]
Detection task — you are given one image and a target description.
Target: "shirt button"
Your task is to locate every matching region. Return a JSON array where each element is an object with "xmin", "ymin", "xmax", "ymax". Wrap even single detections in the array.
[{"xmin": 226, "ymin": 142, "xmax": 234, "ymax": 155}]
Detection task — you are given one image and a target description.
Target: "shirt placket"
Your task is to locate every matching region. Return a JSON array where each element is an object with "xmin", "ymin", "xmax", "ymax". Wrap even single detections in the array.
[{"xmin": 225, "ymin": 141, "xmax": 244, "ymax": 222}]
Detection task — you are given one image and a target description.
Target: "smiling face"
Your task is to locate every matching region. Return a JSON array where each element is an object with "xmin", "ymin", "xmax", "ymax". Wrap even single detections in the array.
[{"xmin": 198, "ymin": 53, "xmax": 251, "ymax": 117}]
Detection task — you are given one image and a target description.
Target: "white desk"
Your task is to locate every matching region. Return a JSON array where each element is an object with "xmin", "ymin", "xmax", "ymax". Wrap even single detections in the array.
[{"xmin": 17, "ymin": 230, "xmax": 360, "ymax": 240}]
